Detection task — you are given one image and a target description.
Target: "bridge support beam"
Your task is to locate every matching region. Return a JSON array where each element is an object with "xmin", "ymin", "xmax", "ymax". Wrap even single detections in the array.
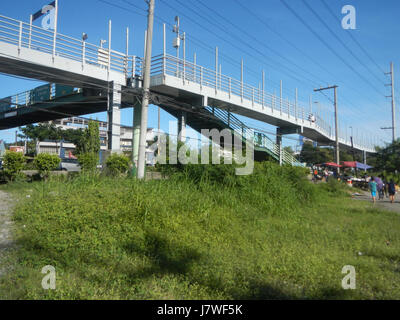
[
  {"xmin": 132, "ymin": 105, "xmax": 142, "ymax": 168},
  {"xmin": 363, "ymin": 150, "xmax": 367, "ymax": 172},
  {"xmin": 178, "ymin": 111, "xmax": 187, "ymax": 143},
  {"xmin": 107, "ymin": 82, "xmax": 122, "ymax": 152}
]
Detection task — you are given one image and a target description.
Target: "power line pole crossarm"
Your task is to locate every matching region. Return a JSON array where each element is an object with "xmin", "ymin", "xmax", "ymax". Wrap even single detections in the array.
[{"xmin": 137, "ymin": 0, "xmax": 155, "ymax": 180}]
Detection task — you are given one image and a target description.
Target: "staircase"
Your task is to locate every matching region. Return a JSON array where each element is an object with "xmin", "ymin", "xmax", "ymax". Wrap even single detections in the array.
[{"xmin": 160, "ymin": 103, "xmax": 305, "ymax": 167}]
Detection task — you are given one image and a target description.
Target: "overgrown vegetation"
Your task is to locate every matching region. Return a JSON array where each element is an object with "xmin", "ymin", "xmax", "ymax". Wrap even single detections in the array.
[
  {"xmin": 105, "ymin": 153, "xmax": 130, "ymax": 176},
  {"xmin": 2, "ymin": 151, "xmax": 26, "ymax": 181},
  {"xmin": 33, "ymin": 153, "xmax": 61, "ymax": 180},
  {"xmin": 369, "ymin": 139, "xmax": 400, "ymax": 184},
  {"xmin": 1, "ymin": 161, "xmax": 399, "ymax": 300},
  {"xmin": 76, "ymin": 121, "xmax": 100, "ymax": 171}
]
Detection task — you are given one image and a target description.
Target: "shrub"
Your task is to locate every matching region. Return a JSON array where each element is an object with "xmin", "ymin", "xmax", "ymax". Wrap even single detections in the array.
[
  {"xmin": 33, "ymin": 153, "xmax": 60, "ymax": 179},
  {"xmin": 77, "ymin": 152, "xmax": 98, "ymax": 171},
  {"xmin": 320, "ymin": 178, "xmax": 349, "ymax": 197},
  {"xmin": 2, "ymin": 151, "xmax": 26, "ymax": 181},
  {"xmin": 106, "ymin": 153, "xmax": 130, "ymax": 176}
]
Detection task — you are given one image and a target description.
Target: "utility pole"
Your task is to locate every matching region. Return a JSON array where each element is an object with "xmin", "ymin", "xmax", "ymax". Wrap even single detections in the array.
[
  {"xmin": 384, "ymin": 62, "xmax": 396, "ymax": 143},
  {"xmin": 314, "ymin": 85, "xmax": 340, "ymax": 170},
  {"xmin": 137, "ymin": 0, "xmax": 155, "ymax": 179}
]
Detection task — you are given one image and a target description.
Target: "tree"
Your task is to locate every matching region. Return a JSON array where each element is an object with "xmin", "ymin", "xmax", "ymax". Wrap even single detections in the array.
[
  {"xmin": 2, "ymin": 151, "xmax": 26, "ymax": 181},
  {"xmin": 369, "ymin": 139, "xmax": 400, "ymax": 175},
  {"xmin": 19, "ymin": 124, "xmax": 84, "ymax": 156},
  {"xmin": 34, "ymin": 153, "xmax": 61, "ymax": 179},
  {"xmin": 283, "ymin": 146, "xmax": 294, "ymax": 156},
  {"xmin": 76, "ymin": 121, "xmax": 100, "ymax": 171},
  {"xmin": 299, "ymin": 141, "xmax": 333, "ymax": 165},
  {"xmin": 75, "ymin": 121, "xmax": 100, "ymax": 155}
]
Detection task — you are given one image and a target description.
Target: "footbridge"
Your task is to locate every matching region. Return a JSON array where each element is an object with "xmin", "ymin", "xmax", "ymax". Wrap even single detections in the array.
[{"xmin": 0, "ymin": 13, "xmax": 377, "ymax": 167}]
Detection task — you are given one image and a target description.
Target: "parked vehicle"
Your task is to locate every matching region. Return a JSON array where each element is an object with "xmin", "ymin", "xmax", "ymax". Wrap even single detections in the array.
[{"xmin": 59, "ymin": 158, "xmax": 81, "ymax": 172}]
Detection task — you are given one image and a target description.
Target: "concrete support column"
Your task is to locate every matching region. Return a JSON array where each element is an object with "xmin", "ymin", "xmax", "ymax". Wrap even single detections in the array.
[
  {"xmin": 178, "ymin": 111, "xmax": 187, "ymax": 143},
  {"xmin": 276, "ymin": 128, "xmax": 283, "ymax": 166},
  {"xmin": 363, "ymin": 150, "xmax": 367, "ymax": 172},
  {"xmin": 132, "ymin": 105, "xmax": 142, "ymax": 168},
  {"xmin": 107, "ymin": 82, "xmax": 121, "ymax": 152}
]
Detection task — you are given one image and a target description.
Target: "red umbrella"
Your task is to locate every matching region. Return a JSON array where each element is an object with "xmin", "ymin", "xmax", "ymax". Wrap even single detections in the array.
[
  {"xmin": 342, "ymin": 161, "xmax": 357, "ymax": 168},
  {"xmin": 323, "ymin": 162, "xmax": 342, "ymax": 168}
]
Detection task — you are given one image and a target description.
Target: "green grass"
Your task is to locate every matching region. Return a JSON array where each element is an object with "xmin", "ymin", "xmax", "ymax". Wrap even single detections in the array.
[{"xmin": 0, "ymin": 163, "xmax": 400, "ymax": 299}]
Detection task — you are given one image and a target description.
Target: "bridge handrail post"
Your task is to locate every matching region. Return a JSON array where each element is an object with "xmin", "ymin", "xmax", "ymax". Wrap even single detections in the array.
[
  {"xmin": 132, "ymin": 56, "xmax": 136, "ymax": 77},
  {"xmin": 18, "ymin": 21, "xmax": 22, "ymax": 53},
  {"xmin": 272, "ymin": 94, "xmax": 274, "ymax": 113},
  {"xmin": 200, "ymin": 66, "xmax": 203, "ymax": 90},
  {"xmin": 229, "ymin": 77, "xmax": 231, "ymax": 98},
  {"xmin": 252, "ymin": 87, "xmax": 254, "ymax": 106},
  {"xmin": 82, "ymin": 40, "xmax": 86, "ymax": 70},
  {"xmin": 28, "ymin": 15, "xmax": 32, "ymax": 49},
  {"xmin": 163, "ymin": 54, "xmax": 167, "ymax": 76}
]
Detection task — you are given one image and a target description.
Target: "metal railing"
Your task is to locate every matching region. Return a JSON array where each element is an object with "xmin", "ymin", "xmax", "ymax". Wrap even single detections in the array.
[
  {"xmin": 0, "ymin": 84, "xmax": 80, "ymax": 112},
  {"xmin": 0, "ymin": 14, "xmax": 140, "ymax": 77},
  {"xmin": 151, "ymin": 54, "xmax": 376, "ymax": 152},
  {"xmin": 206, "ymin": 106, "xmax": 304, "ymax": 166}
]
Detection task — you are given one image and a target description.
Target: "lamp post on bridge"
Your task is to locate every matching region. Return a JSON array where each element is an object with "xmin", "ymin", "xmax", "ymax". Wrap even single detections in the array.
[{"xmin": 314, "ymin": 85, "xmax": 340, "ymax": 172}]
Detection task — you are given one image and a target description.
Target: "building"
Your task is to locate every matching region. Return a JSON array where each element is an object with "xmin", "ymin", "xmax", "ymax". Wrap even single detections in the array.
[{"xmin": 37, "ymin": 117, "xmax": 158, "ymax": 165}]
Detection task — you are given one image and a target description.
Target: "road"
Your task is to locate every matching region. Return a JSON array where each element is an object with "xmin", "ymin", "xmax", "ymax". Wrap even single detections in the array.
[
  {"xmin": 0, "ymin": 190, "xmax": 14, "ymax": 277},
  {"xmin": 352, "ymin": 190, "xmax": 400, "ymax": 214}
]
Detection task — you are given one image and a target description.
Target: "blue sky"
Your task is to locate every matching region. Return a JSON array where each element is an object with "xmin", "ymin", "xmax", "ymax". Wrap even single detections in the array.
[{"xmin": 0, "ymin": 0, "xmax": 398, "ymax": 151}]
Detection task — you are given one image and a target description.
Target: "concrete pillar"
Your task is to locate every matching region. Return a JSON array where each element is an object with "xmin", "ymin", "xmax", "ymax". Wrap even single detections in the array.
[
  {"xmin": 178, "ymin": 111, "xmax": 187, "ymax": 143},
  {"xmin": 363, "ymin": 150, "xmax": 367, "ymax": 172},
  {"xmin": 276, "ymin": 128, "xmax": 283, "ymax": 166},
  {"xmin": 107, "ymin": 82, "xmax": 121, "ymax": 152},
  {"xmin": 132, "ymin": 105, "xmax": 142, "ymax": 168}
]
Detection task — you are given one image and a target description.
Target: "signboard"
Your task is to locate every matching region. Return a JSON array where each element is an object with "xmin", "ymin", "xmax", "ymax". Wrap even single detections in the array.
[
  {"xmin": 55, "ymin": 84, "xmax": 74, "ymax": 98},
  {"xmin": 98, "ymin": 48, "xmax": 110, "ymax": 67},
  {"xmin": 30, "ymin": 84, "xmax": 51, "ymax": 104},
  {"xmin": 0, "ymin": 96, "xmax": 12, "ymax": 113}
]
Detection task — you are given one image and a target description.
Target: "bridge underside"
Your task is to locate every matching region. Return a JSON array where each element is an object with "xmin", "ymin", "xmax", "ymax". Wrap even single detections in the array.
[
  {"xmin": 0, "ymin": 55, "xmax": 107, "ymax": 89},
  {"xmin": 0, "ymin": 91, "xmax": 140, "ymax": 130}
]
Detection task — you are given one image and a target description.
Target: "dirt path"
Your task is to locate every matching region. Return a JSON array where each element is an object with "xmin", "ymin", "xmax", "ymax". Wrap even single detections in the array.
[
  {"xmin": 0, "ymin": 190, "xmax": 14, "ymax": 277},
  {"xmin": 352, "ymin": 190, "xmax": 400, "ymax": 214}
]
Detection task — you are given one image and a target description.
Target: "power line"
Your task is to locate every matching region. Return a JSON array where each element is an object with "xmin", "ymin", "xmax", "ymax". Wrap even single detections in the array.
[
  {"xmin": 158, "ymin": 0, "xmax": 323, "ymax": 87},
  {"xmin": 320, "ymin": 0, "xmax": 386, "ymax": 76},
  {"xmin": 300, "ymin": 0, "xmax": 386, "ymax": 97},
  {"xmin": 181, "ymin": 0, "xmax": 331, "ymax": 89}
]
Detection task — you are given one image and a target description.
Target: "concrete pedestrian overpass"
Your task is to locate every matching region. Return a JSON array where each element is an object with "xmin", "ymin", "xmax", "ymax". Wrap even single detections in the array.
[{"xmin": 0, "ymin": 14, "xmax": 377, "ymax": 166}]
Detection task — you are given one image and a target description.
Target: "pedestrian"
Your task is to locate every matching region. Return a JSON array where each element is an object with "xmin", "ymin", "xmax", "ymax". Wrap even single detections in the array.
[
  {"xmin": 378, "ymin": 179, "xmax": 384, "ymax": 200},
  {"xmin": 388, "ymin": 179, "xmax": 396, "ymax": 204},
  {"xmin": 384, "ymin": 179, "xmax": 389, "ymax": 198},
  {"xmin": 313, "ymin": 168, "xmax": 318, "ymax": 183},
  {"xmin": 369, "ymin": 177, "xmax": 377, "ymax": 204}
]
